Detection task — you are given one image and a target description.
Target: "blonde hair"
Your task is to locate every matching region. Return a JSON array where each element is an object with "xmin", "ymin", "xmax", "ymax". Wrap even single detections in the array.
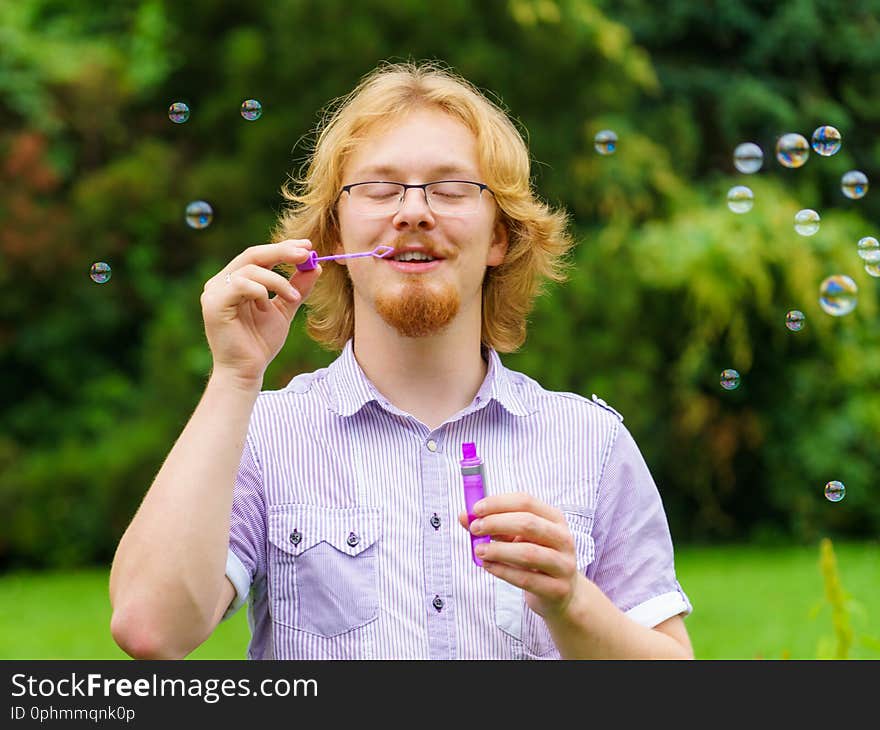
[{"xmin": 272, "ymin": 59, "xmax": 576, "ymax": 352}]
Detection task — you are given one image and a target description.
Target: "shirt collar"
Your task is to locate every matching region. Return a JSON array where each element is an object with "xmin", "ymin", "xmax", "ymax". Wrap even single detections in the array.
[{"xmin": 326, "ymin": 339, "xmax": 535, "ymax": 419}]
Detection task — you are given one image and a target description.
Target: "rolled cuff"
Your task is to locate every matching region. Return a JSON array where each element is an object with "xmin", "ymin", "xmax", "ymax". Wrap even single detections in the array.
[
  {"xmin": 221, "ymin": 548, "xmax": 251, "ymax": 621},
  {"xmin": 624, "ymin": 590, "xmax": 692, "ymax": 628}
]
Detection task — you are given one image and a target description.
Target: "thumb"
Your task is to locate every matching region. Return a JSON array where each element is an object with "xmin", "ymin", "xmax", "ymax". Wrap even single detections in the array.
[{"xmin": 289, "ymin": 262, "xmax": 323, "ymax": 301}]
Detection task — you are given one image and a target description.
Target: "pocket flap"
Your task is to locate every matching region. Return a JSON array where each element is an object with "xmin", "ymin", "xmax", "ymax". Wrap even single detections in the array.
[
  {"xmin": 561, "ymin": 505, "xmax": 595, "ymax": 573},
  {"xmin": 268, "ymin": 505, "xmax": 381, "ymax": 557}
]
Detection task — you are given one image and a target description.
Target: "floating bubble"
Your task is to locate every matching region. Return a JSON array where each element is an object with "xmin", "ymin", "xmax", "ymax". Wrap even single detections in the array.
[
  {"xmin": 824, "ymin": 480, "xmax": 845, "ymax": 502},
  {"xmin": 240, "ymin": 99, "xmax": 262, "ymax": 121},
  {"xmin": 720, "ymin": 369, "xmax": 740, "ymax": 390},
  {"xmin": 857, "ymin": 236, "xmax": 880, "ymax": 263},
  {"xmin": 866, "ymin": 263, "xmax": 880, "ymax": 278},
  {"xmin": 89, "ymin": 262, "xmax": 111, "ymax": 284},
  {"xmin": 185, "ymin": 200, "xmax": 214, "ymax": 229},
  {"xmin": 785, "ymin": 310, "xmax": 805, "ymax": 331},
  {"xmin": 168, "ymin": 102, "xmax": 190, "ymax": 124},
  {"xmin": 733, "ymin": 143, "xmax": 763, "ymax": 174},
  {"xmin": 841, "ymin": 170, "xmax": 868, "ymax": 199},
  {"xmin": 819, "ymin": 274, "xmax": 858, "ymax": 316},
  {"xmin": 776, "ymin": 133, "xmax": 810, "ymax": 168},
  {"xmin": 727, "ymin": 186, "xmax": 754, "ymax": 213},
  {"xmin": 594, "ymin": 129, "xmax": 617, "ymax": 155},
  {"xmin": 810, "ymin": 125, "xmax": 841, "ymax": 156},
  {"xmin": 794, "ymin": 209, "xmax": 820, "ymax": 236}
]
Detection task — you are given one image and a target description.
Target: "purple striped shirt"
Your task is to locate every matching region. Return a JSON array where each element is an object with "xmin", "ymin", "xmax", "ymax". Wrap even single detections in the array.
[{"xmin": 222, "ymin": 339, "xmax": 691, "ymax": 659}]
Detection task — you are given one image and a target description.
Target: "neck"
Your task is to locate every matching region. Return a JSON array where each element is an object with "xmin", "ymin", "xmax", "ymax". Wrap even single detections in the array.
[{"xmin": 352, "ymin": 303, "xmax": 488, "ymax": 430}]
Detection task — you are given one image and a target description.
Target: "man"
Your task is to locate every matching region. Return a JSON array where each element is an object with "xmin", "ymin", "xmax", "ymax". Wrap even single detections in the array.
[{"xmin": 109, "ymin": 60, "xmax": 693, "ymax": 659}]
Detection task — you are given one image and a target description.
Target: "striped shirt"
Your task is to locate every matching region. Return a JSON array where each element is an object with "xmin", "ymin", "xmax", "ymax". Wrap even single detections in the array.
[{"xmin": 223, "ymin": 339, "xmax": 692, "ymax": 659}]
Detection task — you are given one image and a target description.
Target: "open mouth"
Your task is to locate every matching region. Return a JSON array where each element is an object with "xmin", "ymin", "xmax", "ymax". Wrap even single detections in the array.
[
  {"xmin": 386, "ymin": 258, "xmax": 443, "ymax": 272},
  {"xmin": 386, "ymin": 251, "xmax": 444, "ymax": 271}
]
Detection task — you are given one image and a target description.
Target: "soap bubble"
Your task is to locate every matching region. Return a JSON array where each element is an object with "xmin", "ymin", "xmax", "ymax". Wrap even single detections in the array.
[
  {"xmin": 776, "ymin": 133, "xmax": 810, "ymax": 168},
  {"xmin": 785, "ymin": 310, "xmax": 805, "ymax": 331},
  {"xmin": 794, "ymin": 209, "xmax": 820, "ymax": 236},
  {"xmin": 720, "ymin": 369, "xmax": 740, "ymax": 390},
  {"xmin": 240, "ymin": 99, "xmax": 262, "ymax": 121},
  {"xmin": 824, "ymin": 480, "xmax": 845, "ymax": 502},
  {"xmin": 185, "ymin": 200, "xmax": 214, "ymax": 229},
  {"xmin": 810, "ymin": 125, "xmax": 841, "ymax": 156},
  {"xmin": 89, "ymin": 262, "xmax": 111, "ymax": 284},
  {"xmin": 841, "ymin": 170, "xmax": 868, "ymax": 199},
  {"xmin": 733, "ymin": 143, "xmax": 763, "ymax": 173},
  {"xmin": 168, "ymin": 102, "xmax": 190, "ymax": 124},
  {"xmin": 727, "ymin": 186, "xmax": 754, "ymax": 213},
  {"xmin": 865, "ymin": 263, "xmax": 880, "ymax": 278},
  {"xmin": 857, "ymin": 236, "xmax": 880, "ymax": 263},
  {"xmin": 819, "ymin": 274, "xmax": 858, "ymax": 316},
  {"xmin": 594, "ymin": 129, "xmax": 617, "ymax": 155}
]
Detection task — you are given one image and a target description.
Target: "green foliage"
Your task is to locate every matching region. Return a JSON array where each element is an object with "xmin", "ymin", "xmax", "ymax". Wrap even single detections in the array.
[
  {"xmin": 2, "ymin": 0, "xmax": 879, "ymax": 566},
  {"xmin": 808, "ymin": 537, "xmax": 880, "ymax": 659},
  {"xmin": 813, "ymin": 537, "xmax": 854, "ymax": 658}
]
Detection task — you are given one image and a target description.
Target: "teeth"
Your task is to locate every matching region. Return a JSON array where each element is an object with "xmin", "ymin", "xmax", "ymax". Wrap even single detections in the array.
[{"xmin": 393, "ymin": 252, "xmax": 435, "ymax": 262}]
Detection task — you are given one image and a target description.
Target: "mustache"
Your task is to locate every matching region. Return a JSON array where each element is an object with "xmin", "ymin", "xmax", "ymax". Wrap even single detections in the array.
[{"xmin": 385, "ymin": 234, "xmax": 449, "ymax": 257}]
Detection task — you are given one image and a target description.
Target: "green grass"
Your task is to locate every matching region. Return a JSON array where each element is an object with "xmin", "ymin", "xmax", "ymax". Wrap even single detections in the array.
[{"xmin": 1, "ymin": 540, "xmax": 878, "ymax": 659}]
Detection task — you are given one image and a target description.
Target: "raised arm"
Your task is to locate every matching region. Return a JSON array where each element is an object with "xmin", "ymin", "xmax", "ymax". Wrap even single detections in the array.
[{"xmin": 109, "ymin": 240, "xmax": 320, "ymax": 658}]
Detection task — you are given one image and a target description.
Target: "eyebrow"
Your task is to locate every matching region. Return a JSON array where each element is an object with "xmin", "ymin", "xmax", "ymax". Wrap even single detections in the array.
[{"xmin": 353, "ymin": 163, "xmax": 477, "ymax": 179}]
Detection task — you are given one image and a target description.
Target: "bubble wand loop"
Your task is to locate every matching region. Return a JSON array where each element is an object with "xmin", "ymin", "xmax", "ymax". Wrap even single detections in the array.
[{"xmin": 295, "ymin": 244, "xmax": 395, "ymax": 272}]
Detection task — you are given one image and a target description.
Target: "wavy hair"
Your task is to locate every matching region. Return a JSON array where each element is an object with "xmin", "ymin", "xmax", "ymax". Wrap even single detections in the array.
[{"xmin": 272, "ymin": 59, "xmax": 576, "ymax": 352}]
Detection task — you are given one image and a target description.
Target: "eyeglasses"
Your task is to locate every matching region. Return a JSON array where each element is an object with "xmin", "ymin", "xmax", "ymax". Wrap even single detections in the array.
[{"xmin": 340, "ymin": 180, "xmax": 493, "ymax": 217}]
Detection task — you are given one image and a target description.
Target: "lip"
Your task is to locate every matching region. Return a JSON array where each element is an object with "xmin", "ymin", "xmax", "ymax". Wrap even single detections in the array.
[{"xmin": 385, "ymin": 258, "xmax": 444, "ymax": 273}]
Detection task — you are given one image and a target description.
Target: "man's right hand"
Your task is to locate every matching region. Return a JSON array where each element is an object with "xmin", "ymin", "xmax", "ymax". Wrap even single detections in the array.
[{"xmin": 200, "ymin": 239, "xmax": 322, "ymax": 388}]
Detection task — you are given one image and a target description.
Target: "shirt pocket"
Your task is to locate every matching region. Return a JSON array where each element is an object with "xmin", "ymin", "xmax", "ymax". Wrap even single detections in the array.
[
  {"xmin": 520, "ymin": 506, "xmax": 596, "ymax": 658},
  {"xmin": 267, "ymin": 504, "xmax": 381, "ymax": 638}
]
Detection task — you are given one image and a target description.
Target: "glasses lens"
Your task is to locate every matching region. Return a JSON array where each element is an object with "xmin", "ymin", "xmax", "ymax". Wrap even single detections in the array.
[
  {"xmin": 348, "ymin": 182, "xmax": 483, "ymax": 215},
  {"xmin": 426, "ymin": 182, "xmax": 481, "ymax": 214},
  {"xmin": 350, "ymin": 183, "xmax": 404, "ymax": 216}
]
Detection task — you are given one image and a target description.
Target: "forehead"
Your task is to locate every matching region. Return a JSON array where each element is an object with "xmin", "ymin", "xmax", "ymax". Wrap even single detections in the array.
[{"xmin": 345, "ymin": 108, "xmax": 481, "ymax": 180}]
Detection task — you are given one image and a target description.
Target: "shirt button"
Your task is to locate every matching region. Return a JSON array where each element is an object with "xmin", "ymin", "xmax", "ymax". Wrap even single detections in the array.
[
  {"xmin": 289, "ymin": 529, "xmax": 302, "ymax": 546},
  {"xmin": 432, "ymin": 595, "xmax": 444, "ymax": 612},
  {"xmin": 426, "ymin": 440, "xmax": 437, "ymax": 452},
  {"xmin": 346, "ymin": 531, "xmax": 359, "ymax": 547},
  {"xmin": 430, "ymin": 513, "xmax": 441, "ymax": 530}
]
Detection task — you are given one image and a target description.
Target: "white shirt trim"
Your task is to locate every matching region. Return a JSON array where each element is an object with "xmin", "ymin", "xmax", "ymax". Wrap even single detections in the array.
[
  {"xmin": 625, "ymin": 591, "xmax": 691, "ymax": 628},
  {"xmin": 222, "ymin": 548, "xmax": 251, "ymax": 621}
]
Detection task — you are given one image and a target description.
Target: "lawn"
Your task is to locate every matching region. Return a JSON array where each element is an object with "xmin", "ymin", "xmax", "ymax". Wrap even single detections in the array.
[{"xmin": 1, "ymin": 540, "xmax": 878, "ymax": 660}]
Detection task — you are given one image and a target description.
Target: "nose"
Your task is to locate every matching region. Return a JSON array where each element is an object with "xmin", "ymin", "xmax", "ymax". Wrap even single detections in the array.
[{"xmin": 393, "ymin": 186, "xmax": 436, "ymax": 229}]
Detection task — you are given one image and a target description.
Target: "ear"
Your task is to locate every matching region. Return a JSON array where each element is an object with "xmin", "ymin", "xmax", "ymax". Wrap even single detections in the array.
[{"xmin": 486, "ymin": 219, "xmax": 509, "ymax": 267}]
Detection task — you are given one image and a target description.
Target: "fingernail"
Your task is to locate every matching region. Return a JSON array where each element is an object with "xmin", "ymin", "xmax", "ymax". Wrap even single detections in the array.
[
  {"xmin": 469, "ymin": 519, "xmax": 482, "ymax": 534},
  {"xmin": 473, "ymin": 500, "xmax": 485, "ymax": 515},
  {"xmin": 289, "ymin": 287, "xmax": 300, "ymax": 300},
  {"xmin": 475, "ymin": 544, "xmax": 487, "ymax": 557}
]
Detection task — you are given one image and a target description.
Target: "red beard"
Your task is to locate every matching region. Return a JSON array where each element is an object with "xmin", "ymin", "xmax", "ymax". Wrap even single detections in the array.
[{"xmin": 374, "ymin": 278, "xmax": 461, "ymax": 338}]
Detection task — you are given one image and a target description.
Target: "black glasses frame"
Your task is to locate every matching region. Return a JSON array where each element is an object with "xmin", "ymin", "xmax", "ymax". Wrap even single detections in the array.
[{"xmin": 339, "ymin": 180, "xmax": 494, "ymax": 211}]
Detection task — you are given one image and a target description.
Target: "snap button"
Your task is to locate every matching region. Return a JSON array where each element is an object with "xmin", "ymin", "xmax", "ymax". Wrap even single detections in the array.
[
  {"xmin": 289, "ymin": 529, "xmax": 302, "ymax": 546},
  {"xmin": 346, "ymin": 531, "xmax": 359, "ymax": 547},
  {"xmin": 426, "ymin": 440, "xmax": 437, "ymax": 452},
  {"xmin": 430, "ymin": 513, "xmax": 441, "ymax": 529},
  {"xmin": 432, "ymin": 595, "xmax": 444, "ymax": 611}
]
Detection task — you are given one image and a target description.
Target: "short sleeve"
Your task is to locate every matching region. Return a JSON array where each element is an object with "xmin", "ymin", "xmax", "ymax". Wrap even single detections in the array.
[
  {"xmin": 221, "ymin": 435, "xmax": 267, "ymax": 621},
  {"xmin": 586, "ymin": 424, "xmax": 692, "ymax": 627}
]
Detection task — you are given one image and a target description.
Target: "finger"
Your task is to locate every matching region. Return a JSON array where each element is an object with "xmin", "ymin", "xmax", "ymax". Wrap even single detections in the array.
[
  {"xmin": 480, "ymin": 560, "xmax": 569, "ymax": 599},
  {"xmin": 237, "ymin": 264, "xmax": 301, "ymax": 305},
  {"xmin": 476, "ymin": 540, "xmax": 571, "ymax": 577},
  {"xmin": 219, "ymin": 275, "xmax": 274, "ymax": 311},
  {"xmin": 473, "ymin": 492, "xmax": 565, "ymax": 523},
  {"xmin": 225, "ymin": 239, "xmax": 314, "ymax": 274},
  {"xmin": 458, "ymin": 512, "xmax": 517, "ymax": 542},
  {"xmin": 469, "ymin": 511, "xmax": 569, "ymax": 548}
]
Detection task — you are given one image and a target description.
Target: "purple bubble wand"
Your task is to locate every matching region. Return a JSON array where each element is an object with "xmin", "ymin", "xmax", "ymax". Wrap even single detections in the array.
[{"xmin": 295, "ymin": 244, "xmax": 395, "ymax": 272}]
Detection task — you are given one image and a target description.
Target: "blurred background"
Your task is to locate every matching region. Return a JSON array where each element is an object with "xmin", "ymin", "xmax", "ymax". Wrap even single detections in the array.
[{"xmin": 1, "ymin": 0, "xmax": 878, "ymax": 659}]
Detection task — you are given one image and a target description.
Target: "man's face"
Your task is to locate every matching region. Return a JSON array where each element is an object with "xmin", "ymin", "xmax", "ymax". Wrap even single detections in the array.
[{"xmin": 335, "ymin": 107, "xmax": 508, "ymax": 338}]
